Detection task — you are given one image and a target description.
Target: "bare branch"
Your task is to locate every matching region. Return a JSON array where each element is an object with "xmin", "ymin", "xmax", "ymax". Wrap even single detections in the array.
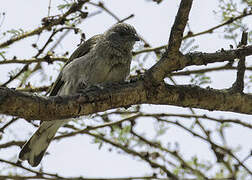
[
  {"xmin": 133, "ymin": 11, "xmax": 252, "ymax": 56},
  {"xmin": 54, "ymin": 114, "xmax": 139, "ymax": 140},
  {"xmin": 0, "ymin": 158, "xmax": 57, "ymax": 177},
  {"xmin": 1, "ymin": 44, "xmax": 252, "ymax": 119},
  {"xmin": 16, "ymin": 85, "xmax": 51, "ymax": 93},
  {"xmin": 1, "ymin": 77, "xmax": 252, "ymax": 121},
  {"xmin": 87, "ymin": 2, "xmax": 120, "ymax": 21},
  {"xmin": 183, "ymin": 11, "xmax": 252, "ymax": 39},
  {"xmin": 0, "ymin": 117, "xmax": 19, "ymax": 132},
  {"xmin": 0, "ymin": 57, "xmax": 67, "ymax": 65},
  {"xmin": 86, "ymin": 132, "xmax": 178, "ymax": 179},
  {"xmin": 131, "ymin": 130, "xmax": 207, "ymax": 179},
  {"xmin": 145, "ymin": 0, "xmax": 194, "ymax": 82},
  {"xmin": 159, "ymin": 120, "xmax": 252, "ymax": 175},
  {"xmin": 142, "ymin": 44, "xmax": 252, "ymax": 88},
  {"xmin": 231, "ymin": 31, "xmax": 248, "ymax": 93},
  {"xmin": 34, "ymin": 27, "xmax": 79, "ymax": 58},
  {"xmin": 138, "ymin": 113, "xmax": 252, "ymax": 129},
  {"xmin": 1, "ymin": 64, "xmax": 29, "ymax": 87},
  {"xmin": 167, "ymin": 45, "xmax": 252, "ymax": 73},
  {"xmin": 0, "ymin": 0, "xmax": 88, "ymax": 49},
  {"xmin": 0, "ymin": 140, "xmax": 24, "ymax": 149},
  {"xmin": 167, "ymin": 0, "xmax": 193, "ymax": 51}
]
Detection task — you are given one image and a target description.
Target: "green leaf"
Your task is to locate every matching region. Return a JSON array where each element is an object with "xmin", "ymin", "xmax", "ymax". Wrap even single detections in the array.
[{"xmin": 57, "ymin": 3, "xmax": 72, "ymax": 10}]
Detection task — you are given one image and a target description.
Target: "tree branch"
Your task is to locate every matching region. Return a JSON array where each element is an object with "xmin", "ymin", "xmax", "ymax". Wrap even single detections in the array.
[
  {"xmin": 164, "ymin": 45, "xmax": 252, "ymax": 74},
  {"xmin": 167, "ymin": 0, "xmax": 193, "ymax": 51},
  {"xmin": 231, "ymin": 31, "xmax": 248, "ymax": 93},
  {"xmin": 133, "ymin": 10, "xmax": 252, "ymax": 56},
  {"xmin": 183, "ymin": 10, "xmax": 252, "ymax": 39},
  {"xmin": 159, "ymin": 120, "xmax": 252, "ymax": 175},
  {"xmin": 86, "ymin": 132, "xmax": 178, "ymax": 179},
  {"xmin": 1, "ymin": 44, "xmax": 252, "ymax": 120},
  {"xmin": 145, "ymin": 0, "xmax": 193, "ymax": 83},
  {"xmin": 0, "ymin": 0, "xmax": 88, "ymax": 49},
  {"xmin": 1, "ymin": 77, "xmax": 252, "ymax": 121},
  {"xmin": 0, "ymin": 57, "xmax": 67, "ymax": 65}
]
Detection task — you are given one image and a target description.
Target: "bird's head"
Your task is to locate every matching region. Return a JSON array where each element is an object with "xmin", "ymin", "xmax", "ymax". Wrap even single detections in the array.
[{"xmin": 104, "ymin": 23, "xmax": 140, "ymax": 52}]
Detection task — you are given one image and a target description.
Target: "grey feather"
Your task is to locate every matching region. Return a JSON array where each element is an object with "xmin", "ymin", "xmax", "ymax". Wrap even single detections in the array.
[
  {"xmin": 49, "ymin": 34, "xmax": 102, "ymax": 96},
  {"xmin": 18, "ymin": 23, "xmax": 139, "ymax": 167}
]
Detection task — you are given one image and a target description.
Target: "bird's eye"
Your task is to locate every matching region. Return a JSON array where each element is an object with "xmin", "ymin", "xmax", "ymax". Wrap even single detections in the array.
[{"xmin": 119, "ymin": 31, "xmax": 127, "ymax": 36}]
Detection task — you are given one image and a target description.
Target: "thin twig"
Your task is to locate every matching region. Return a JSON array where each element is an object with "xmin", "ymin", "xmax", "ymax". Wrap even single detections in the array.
[
  {"xmin": 0, "ymin": 117, "xmax": 19, "ymax": 132},
  {"xmin": 159, "ymin": 119, "xmax": 252, "ymax": 175},
  {"xmin": 0, "ymin": 57, "xmax": 67, "ymax": 65},
  {"xmin": 0, "ymin": 0, "xmax": 88, "ymax": 49},
  {"xmin": 86, "ymin": 132, "xmax": 178, "ymax": 179},
  {"xmin": 133, "ymin": 12, "xmax": 252, "ymax": 56}
]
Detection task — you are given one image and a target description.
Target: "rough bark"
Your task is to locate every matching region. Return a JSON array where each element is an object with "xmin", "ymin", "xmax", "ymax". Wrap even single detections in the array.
[{"xmin": 1, "ymin": 79, "xmax": 252, "ymax": 121}]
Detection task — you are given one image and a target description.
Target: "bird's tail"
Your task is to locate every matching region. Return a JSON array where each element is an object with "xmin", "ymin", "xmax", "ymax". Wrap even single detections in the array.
[{"xmin": 19, "ymin": 121, "xmax": 64, "ymax": 167}]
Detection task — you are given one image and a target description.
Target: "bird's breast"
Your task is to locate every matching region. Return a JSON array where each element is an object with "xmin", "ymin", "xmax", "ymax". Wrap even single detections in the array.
[{"xmin": 88, "ymin": 54, "xmax": 131, "ymax": 84}]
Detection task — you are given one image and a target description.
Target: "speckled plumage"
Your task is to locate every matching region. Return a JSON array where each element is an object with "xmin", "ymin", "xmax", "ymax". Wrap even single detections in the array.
[{"xmin": 18, "ymin": 23, "xmax": 139, "ymax": 167}]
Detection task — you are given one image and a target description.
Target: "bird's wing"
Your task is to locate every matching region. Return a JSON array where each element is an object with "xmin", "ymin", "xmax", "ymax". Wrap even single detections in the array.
[
  {"xmin": 48, "ymin": 72, "xmax": 64, "ymax": 96},
  {"xmin": 68, "ymin": 34, "xmax": 102, "ymax": 62},
  {"xmin": 19, "ymin": 34, "xmax": 104, "ymax": 166},
  {"xmin": 49, "ymin": 34, "xmax": 102, "ymax": 96}
]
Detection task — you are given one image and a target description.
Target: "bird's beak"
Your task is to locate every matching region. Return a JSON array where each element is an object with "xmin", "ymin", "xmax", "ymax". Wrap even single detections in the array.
[{"xmin": 133, "ymin": 34, "xmax": 140, "ymax": 41}]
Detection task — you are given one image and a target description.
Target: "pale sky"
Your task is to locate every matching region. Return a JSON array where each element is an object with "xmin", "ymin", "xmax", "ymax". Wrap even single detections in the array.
[{"xmin": 0, "ymin": 0, "xmax": 251, "ymax": 178}]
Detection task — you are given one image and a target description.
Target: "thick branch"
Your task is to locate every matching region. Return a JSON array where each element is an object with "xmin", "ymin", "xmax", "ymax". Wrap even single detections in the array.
[
  {"xmin": 1, "ymin": 44, "xmax": 252, "ymax": 120},
  {"xmin": 168, "ymin": 0, "xmax": 193, "ymax": 51},
  {"xmin": 231, "ymin": 31, "xmax": 248, "ymax": 93},
  {"xmin": 2, "ymin": 45, "xmax": 252, "ymax": 120},
  {"xmin": 146, "ymin": 45, "xmax": 252, "ymax": 82},
  {"xmin": 1, "ymin": 79, "xmax": 252, "ymax": 121},
  {"xmin": 182, "ymin": 45, "xmax": 252, "ymax": 70},
  {"xmin": 145, "ymin": 0, "xmax": 193, "ymax": 83}
]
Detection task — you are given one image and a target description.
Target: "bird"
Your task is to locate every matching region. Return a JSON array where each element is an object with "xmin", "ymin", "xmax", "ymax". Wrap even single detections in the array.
[{"xmin": 18, "ymin": 23, "xmax": 140, "ymax": 167}]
